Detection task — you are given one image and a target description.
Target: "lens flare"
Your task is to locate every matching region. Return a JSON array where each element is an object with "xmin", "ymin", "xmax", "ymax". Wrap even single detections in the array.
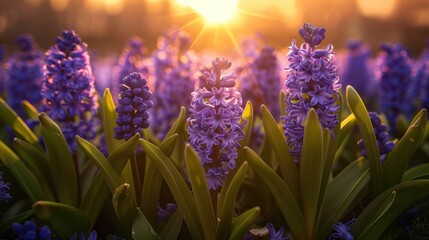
[{"xmin": 176, "ymin": 0, "xmax": 238, "ymax": 24}]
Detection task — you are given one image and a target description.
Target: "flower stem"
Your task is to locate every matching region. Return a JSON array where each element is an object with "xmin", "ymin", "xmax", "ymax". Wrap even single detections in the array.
[{"xmin": 131, "ymin": 151, "xmax": 142, "ymax": 207}]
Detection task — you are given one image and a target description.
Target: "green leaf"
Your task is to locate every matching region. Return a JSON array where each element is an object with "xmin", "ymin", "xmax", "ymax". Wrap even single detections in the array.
[
  {"xmin": 383, "ymin": 109, "xmax": 427, "ymax": 189},
  {"xmin": 240, "ymin": 101, "xmax": 254, "ymax": 150},
  {"xmin": 79, "ymin": 175, "xmax": 110, "ymax": 228},
  {"xmin": 0, "ymin": 97, "xmax": 41, "ymax": 149},
  {"xmin": 76, "ymin": 136, "xmax": 124, "ymax": 193},
  {"xmin": 261, "ymin": 105, "xmax": 300, "ymax": 202},
  {"xmin": 216, "ymin": 162, "xmax": 249, "ymax": 240},
  {"xmin": 316, "ymin": 158, "xmax": 370, "ymax": 239},
  {"xmin": 339, "ymin": 114, "xmax": 357, "ymax": 144},
  {"xmin": 353, "ymin": 180, "xmax": 429, "ymax": 239},
  {"xmin": 164, "ymin": 106, "xmax": 187, "ymax": 140},
  {"xmin": 159, "ymin": 209, "xmax": 183, "ymax": 240},
  {"xmin": 0, "ymin": 140, "xmax": 52, "ymax": 201},
  {"xmin": 300, "ymin": 108, "xmax": 324, "ymax": 239},
  {"xmin": 107, "ymin": 133, "xmax": 140, "ymax": 172},
  {"xmin": 39, "ymin": 112, "xmax": 78, "ymax": 206},
  {"xmin": 402, "ymin": 163, "xmax": 429, "ymax": 181},
  {"xmin": 159, "ymin": 134, "xmax": 179, "ymax": 157},
  {"xmin": 33, "ymin": 201, "xmax": 91, "ymax": 239},
  {"xmin": 229, "ymin": 207, "xmax": 260, "ymax": 240},
  {"xmin": 13, "ymin": 138, "xmax": 53, "ymax": 192},
  {"xmin": 113, "ymin": 184, "xmax": 138, "ymax": 239},
  {"xmin": 140, "ymin": 139, "xmax": 203, "ymax": 240},
  {"xmin": 22, "ymin": 100, "xmax": 39, "ymax": 120},
  {"xmin": 102, "ymin": 88, "xmax": 122, "ymax": 154},
  {"xmin": 185, "ymin": 145, "xmax": 216, "ymax": 239},
  {"xmin": 346, "ymin": 85, "xmax": 382, "ymax": 197},
  {"xmin": 279, "ymin": 89, "xmax": 287, "ymax": 117},
  {"xmin": 132, "ymin": 208, "xmax": 159, "ymax": 240},
  {"xmin": 244, "ymin": 147, "xmax": 306, "ymax": 240}
]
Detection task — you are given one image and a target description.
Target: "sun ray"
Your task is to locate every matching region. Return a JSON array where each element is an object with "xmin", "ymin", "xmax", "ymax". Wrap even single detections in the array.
[
  {"xmin": 189, "ymin": 23, "xmax": 209, "ymax": 50},
  {"xmin": 237, "ymin": 9, "xmax": 284, "ymax": 22},
  {"xmin": 154, "ymin": 10, "xmax": 197, "ymax": 20},
  {"xmin": 176, "ymin": 16, "xmax": 204, "ymax": 31}
]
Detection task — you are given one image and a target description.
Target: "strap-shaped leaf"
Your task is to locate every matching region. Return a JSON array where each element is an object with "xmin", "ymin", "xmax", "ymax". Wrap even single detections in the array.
[
  {"xmin": 300, "ymin": 108, "xmax": 324, "ymax": 238},
  {"xmin": 0, "ymin": 140, "xmax": 52, "ymax": 201},
  {"xmin": 316, "ymin": 158, "xmax": 370, "ymax": 239},
  {"xmin": 140, "ymin": 139, "xmax": 203, "ymax": 240},
  {"xmin": 79, "ymin": 175, "xmax": 110, "ymax": 227},
  {"xmin": 383, "ymin": 109, "xmax": 427, "ymax": 189},
  {"xmin": 229, "ymin": 207, "xmax": 260, "ymax": 240},
  {"xmin": 159, "ymin": 134, "xmax": 179, "ymax": 157},
  {"xmin": 132, "ymin": 208, "xmax": 160, "ymax": 240},
  {"xmin": 402, "ymin": 163, "xmax": 429, "ymax": 182},
  {"xmin": 22, "ymin": 100, "xmax": 39, "ymax": 120},
  {"xmin": 164, "ymin": 106, "xmax": 186, "ymax": 140},
  {"xmin": 159, "ymin": 209, "xmax": 183, "ymax": 240},
  {"xmin": 346, "ymin": 86, "xmax": 382, "ymax": 197},
  {"xmin": 279, "ymin": 90, "xmax": 287, "ymax": 117},
  {"xmin": 32, "ymin": 201, "xmax": 91, "ymax": 239},
  {"xmin": 244, "ymin": 147, "xmax": 306, "ymax": 239},
  {"xmin": 13, "ymin": 138, "xmax": 53, "ymax": 193},
  {"xmin": 185, "ymin": 145, "xmax": 216, "ymax": 239},
  {"xmin": 0, "ymin": 97, "xmax": 41, "ymax": 149},
  {"xmin": 113, "ymin": 183, "xmax": 138, "ymax": 239},
  {"xmin": 261, "ymin": 105, "xmax": 300, "ymax": 202},
  {"xmin": 216, "ymin": 162, "xmax": 249, "ymax": 240},
  {"xmin": 353, "ymin": 180, "xmax": 429, "ymax": 239},
  {"xmin": 102, "ymin": 88, "xmax": 122, "ymax": 154}
]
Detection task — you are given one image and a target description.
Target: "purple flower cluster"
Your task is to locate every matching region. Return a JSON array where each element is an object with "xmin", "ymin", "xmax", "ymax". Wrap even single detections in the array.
[
  {"xmin": 0, "ymin": 171, "xmax": 12, "ymax": 202},
  {"xmin": 283, "ymin": 23, "xmax": 341, "ymax": 160},
  {"xmin": 157, "ymin": 203, "xmax": 177, "ymax": 224},
  {"xmin": 340, "ymin": 40, "xmax": 374, "ymax": 98},
  {"xmin": 329, "ymin": 219, "xmax": 355, "ymax": 240},
  {"xmin": 114, "ymin": 72, "xmax": 152, "ymax": 140},
  {"xmin": 410, "ymin": 46, "xmax": 429, "ymax": 112},
  {"xmin": 41, "ymin": 30, "xmax": 99, "ymax": 153},
  {"xmin": 187, "ymin": 58, "xmax": 245, "ymax": 190},
  {"xmin": 378, "ymin": 43, "xmax": 413, "ymax": 134},
  {"xmin": 152, "ymin": 28, "xmax": 196, "ymax": 139},
  {"xmin": 0, "ymin": 45, "xmax": 6, "ymax": 95},
  {"xmin": 70, "ymin": 230, "xmax": 97, "ymax": 240},
  {"xmin": 357, "ymin": 112, "xmax": 395, "ymax": 164},
  {"xmin": 239, "ymin": 46, "xmax": 282, "ymax": 119},
  {"xmin": 245, "ymin": 223, "xmax": 288, "ymax": 240},
  {"xmin": 6, "ymin": 34, "xmax": 43, "ymax": 117},
  {"xmin": 12, "ymin": 221, "xmax": 51, "ymax": 240}
]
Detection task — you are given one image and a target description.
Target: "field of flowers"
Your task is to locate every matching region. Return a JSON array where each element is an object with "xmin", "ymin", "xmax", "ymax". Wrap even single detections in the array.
[{"xmin": 0, "ymin": 22, "xmax": 429, "ymax": 239}]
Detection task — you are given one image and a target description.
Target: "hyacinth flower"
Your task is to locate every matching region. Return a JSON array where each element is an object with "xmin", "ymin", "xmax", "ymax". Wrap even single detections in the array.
[
  {"xmin": 157, "ymin": 203, "xmax": 177, "ymax": 224},
  {"xmin": 70, "ymin": 230, "xmax": 97, "ymax": 240},
  {"xmin": 340, "ymin": 40, "xmax": 374, "ymax": 99},
  {"xmin": 0, "ymin": 171, "xmax": 12, "ymax": 202},
  {"xmin": 187, "ymin": 57, "xmax": 245, "ymax": 191},
  {"xmin": 357, "ymin": 112, "xmax": 395, "ymax": 164},
  {"xmin": 12, "ymin": 221, "xmax": 51, "ymax": 240},
  {"xmin": 6, "ymin": 34, "xmax": 43, "ymax": 117},
  {"xmin": 152, "ymin": 27, "xmax": 196, "ymax": 139},
  {"xmin": 282, "ymin": 23, "xmax": 341, "ymax": 161},
  {"xmin": 0, "ymin": 45, "xmax": 6, "ymax": 95},
  {"xmin": 239, "ymin": 46, "xmax": 282, "ymax": 120},
  {"xmin": 41, "ymin": 30, "xmax": 99, "ymax": 154},
  {"xmin": 377, "ymin": 43, "xmax": 413, "ymax": 134},
  {"xmin": 114, "ymin": 36, "xmax": 149, "ymax": 99},
  {"xmin": 329, "ymin": 219, "xmax": 355, "ymax": 240},
  {"xmin": 114, "ymin": 72, "xmax": 152, "ymax": 206},
  {"xmin": 245, "ymin": 223, "xmax": 288, "ymax": 240}
]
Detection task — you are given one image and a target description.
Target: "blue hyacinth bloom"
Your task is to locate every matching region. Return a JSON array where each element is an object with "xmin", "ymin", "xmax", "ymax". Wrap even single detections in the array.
[
  {"xmin": 187, "ymin": 58, "xmax": 245, "ymax": 190},
  {"xmin": 157, "ymin": 203, "xmax": 177, "ymax": 224},
  {"xmin": 6, "ymin": 34, "xmax": 43, "ymax": 117},
  {"xmin": 378, "ymin": 43, "xmax": 413, "ymax": 134},
  {"xmin": 0, "ymin": 45, "xmax": 6, "ymax": 95},
  {"xmin": 239, "ymin": 46, "xmax": 282, "ymax": 119},
  {"xmin": 114, "ymin": 72, "xmax": 152, "ymax": 140},
  {"xmin": 329, "ymin": 219, "xmax": 355, "ymax": 240},
  {"xmin": 357, "ymin": 112, "xmax": 395, "ymax": 164},
  {"xmin": 0, "ymin": 171, "xmax": 12, "ymax": 202},
  {"xmin": 12, "ymin": 221, "xmax": 51, "ymax": 240},
  {"xmin": 152, "ymin": 27, "xmax": 196, "ymax": 139},
  {"xmin": 340, "ymin": 40, "xmax": 374, "ymax": 99},
  {"xmin": 282, "ymin": 23, "xmax": 341, "ymax": 161},
  {"xmin": 41, "ymin": 30, "xmax": 99, "ymax": 154},
  {"xmin": 70, "ymin": 230, "xmax": 97, "ymax": 240}
]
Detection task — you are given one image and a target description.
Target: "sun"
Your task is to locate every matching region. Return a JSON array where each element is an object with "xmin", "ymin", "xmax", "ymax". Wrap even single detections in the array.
[{"xmin": 176, "ymin": 0, "xmax": 238, "ymax": 24}]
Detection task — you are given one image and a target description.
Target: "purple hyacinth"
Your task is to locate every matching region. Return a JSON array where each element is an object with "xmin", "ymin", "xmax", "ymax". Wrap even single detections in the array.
[
  {"xmin": 329, "ymin": 219, "xmax": 355, "ymax": 240},
  {"xmin": 340, "ymin": 40, "xmax": 375, "ymax": 99},
  {"xmin": 378, "ymin": 43, "xmax": 413, "ymax": 134},
  {"xmin": 114, "ymin": 72, "xmax": 152, "ymax": 140},
  {"xmin": 70, "ymin": 230, "xmax": 97, "ymax": 240},
  {"xmin": 0, "ymin": 45, "xmax": 6, "ymax": 95},
  {"xmin": 12, "ymin": 221, "xmax": 51, "ymax": 240},
  {"xmin": 152, "ymin": 27, "xmax": 196, "ymax": 139},
  {"xmin": 157, "ymin": 203, "xmax": 177, "ymax": 224},
  {"xmin": 410, "ymin": 50, "xmax": 429, "ymax": 112},
  {"xmin": 245, "ymin": 223, "xmax": 289, "ymax": 240},
  {"xmin": 283, "ymin": 23, "xmax": 341, "ymax": 161},
  {"xmin": 41, "ymin": 30, "xmax": 99, "ymax": 154},
  {"xmin": 187, "ymin": 58, "xmax": 245, "ymax": 190},
  {"xmin": 0, "ymin": 171, "xmax": 12, "ymax": 202},
  {"xmin": 239, "ymin": 46, "xmax": 282, "ymax": 119},
  {"xmin": 357, "ymin": 112, "xmax": 395, "ymax": 164},
  {"xmin": 6, "ymin": 34, "xmax": 43, "ymax": 117}
]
